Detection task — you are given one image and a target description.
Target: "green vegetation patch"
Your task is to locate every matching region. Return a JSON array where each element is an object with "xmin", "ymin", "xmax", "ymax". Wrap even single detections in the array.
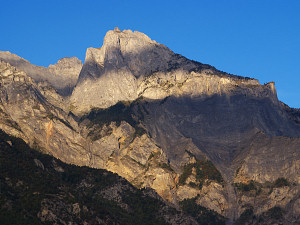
[
  {"xmin": 82, "ymin": 101, "xmax": 147, "ymax": 141},
  {"xmin": 179, "ymin": 163, "xmax": 194, "ymax": 185},
  {"xmin": 121, "ymin": 189, "xmax": 166, "ymax": 225},
  {"xmin": 235, "ymin": 177, "xmax": 290, "ymax": 196},
  {"xmin": 257, "ymin": 206, "xmax": 284, "ymax": 224},
  {"xmin": 234, "ymin": 180, "xmax": 258, "ymax": 192},
  {"xmin": 266, "ymin": 206, "xmax": 283, "ymax": 220},
  {"xmin": 179, "ymin": 197, "xmax": 226, "ymax": 225},
  {"xmin": 234, "ymin": 180, "xmax": 262, "ymax": 195},
  {"xmin": 266, "ymin": 177, "xmax": 290, "ymax": 194},
  {"xmin": 179, "ymin": 159, "xmax": 224, "ymax": 188},
  {"xmin": 234, "ymin": 207, "xmax": 254, "ymax": 225},
  {"xmin": 273, "ymin": 177, "xmax": 290, "ymax": 188}
]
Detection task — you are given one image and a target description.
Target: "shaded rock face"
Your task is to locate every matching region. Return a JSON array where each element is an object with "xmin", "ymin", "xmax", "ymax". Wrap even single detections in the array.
[
  {"xmin": 234, "ymin": 135, "xmax": 300, "ymax": 184},
  {"xmin": 0, "ymin": 29, "xmax": 300, "ymax": 224},
  {"xmin": 141, "ymin": 94, "xmax": 300, "ymax": 172},
  {"xmin": 0, "ymin": 51, "xmax": 82, "ymax": 95},
  {"xmin": 48, "ymin": 57, "xmax": 83, "ymax": 95}
]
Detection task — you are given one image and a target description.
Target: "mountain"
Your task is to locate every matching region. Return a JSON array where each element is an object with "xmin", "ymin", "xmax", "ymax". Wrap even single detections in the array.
[
  {"xmin": 0, "ymin": 28, "xmax": 299, "ymax": 224},
  {"xmin": 0, "ymin": 51, "xmax": 82, "ymax": 95},
  {"xmin": 70, "ymin": 27, "xmax": 227, "ymax": 113}
]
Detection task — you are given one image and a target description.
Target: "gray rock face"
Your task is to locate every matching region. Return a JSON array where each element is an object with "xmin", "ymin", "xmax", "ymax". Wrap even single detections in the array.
[
  {"xmin": 70, "ymin": 28, "xmax": 231, "ymax": 113},
  {"xmin": 0, "ymin": 60, "xmax": 88, "ymax": 166},
  {"xmin": 48, "ymin": 57, "xmax": 83, "ymax": 95},
  {"xmin": 141, "ymin": 92, "xmax": 300, "ymax": 168},
  {"xmin": 0, "ymin": 51, "xmax": 82, "ymax": 95}
]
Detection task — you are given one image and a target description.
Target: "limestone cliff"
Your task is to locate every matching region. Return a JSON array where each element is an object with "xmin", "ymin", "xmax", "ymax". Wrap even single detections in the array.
[
  {"xmin": 0, "ymin": 51, "xmax": 82, "ymax": 95},
  {"xmin": 0, "ymin": 60, "xmax": 87, "ymax": 165},
  {"xmin": 70, "ymin": 28, "xmax": 257, "ymax": 114},
  {"xmin": 48, "ymin": 57, "xmax": 83, "ymax": 95}
]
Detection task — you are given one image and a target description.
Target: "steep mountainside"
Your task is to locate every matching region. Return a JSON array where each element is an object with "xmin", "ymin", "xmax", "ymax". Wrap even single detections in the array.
[
  {"xmin": 0, "ymin": 129, "xmax": 208, "ymax": 225},
  {"xmin": 0, "ymin": 28, "xmax": 299, "ymax": 224}
]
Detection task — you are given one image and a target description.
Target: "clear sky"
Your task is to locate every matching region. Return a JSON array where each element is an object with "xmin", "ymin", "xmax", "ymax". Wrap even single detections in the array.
[{"xmin": 1, "ymin": 0, "xmax": 299, "ymax": 108}]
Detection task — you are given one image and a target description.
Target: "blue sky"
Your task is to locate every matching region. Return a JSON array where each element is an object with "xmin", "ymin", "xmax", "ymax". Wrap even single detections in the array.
[{"xmin": 1, "ymin": 0, "xmax": 299, "ymax": 108}]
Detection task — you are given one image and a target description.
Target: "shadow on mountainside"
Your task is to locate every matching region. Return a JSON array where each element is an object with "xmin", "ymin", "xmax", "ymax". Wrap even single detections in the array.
[
  {"xmin": 81, "ymin": 93, "xmax": 300, "ymax": 174},
  {"xmin": 75, "ymin": 44, "xmax": 254, "ymax": 86},
  {"xmin": 80, "ymin": 93, "xmax": 300, "ymax": 222}
]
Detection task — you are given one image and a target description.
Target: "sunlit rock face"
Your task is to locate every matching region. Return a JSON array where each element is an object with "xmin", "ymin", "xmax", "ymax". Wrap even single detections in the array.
[
  {"xmin": 70, "ymin": 28, "xmax": 223, "ymax": 113},
  {"xmin": 0, "ymin": 60, "xmax": 89, "ymax": 165},
  {"xmin": 48, "ymin": 57, "xmax": 83, "ymax": 95},
  {"xmin": 0, "ymin": 51, "xmax": 82, "ymax": 95}
]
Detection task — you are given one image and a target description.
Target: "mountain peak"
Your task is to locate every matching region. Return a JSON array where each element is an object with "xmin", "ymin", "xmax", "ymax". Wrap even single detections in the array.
[
  {"xmin": 79, "ymin": 28, "xmax": 195, "ymax": 83},
  {"xmin": 77, "ymin": 28, "xmax": 176, "ymax": 87},
  {"xmin": 103, "ymin": 28, "xmax": 157, "ymax": 48},
  {"xmin": 51, "ymin": 57, "xmax": 82, "ymax": 67},
  {"xmin": 71, "ymin": 29, "xmax": 262, "ymax": 113},
  {"xmin": 48, "ymin": 57, "xmax": 82, "ymax": 72},
  {"xmin": 0, "ymin": 51, "xmax": 82, "ymax": 96}
]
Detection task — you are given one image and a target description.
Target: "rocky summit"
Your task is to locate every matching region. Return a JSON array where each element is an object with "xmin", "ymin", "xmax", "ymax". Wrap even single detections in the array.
[
  {"xmin": 0, "ymin": 28, "xmax": 299, "ymax": 224},
  {"xmin": 0, "ymin": 51, "xmax": 82, "ymax": 95}
]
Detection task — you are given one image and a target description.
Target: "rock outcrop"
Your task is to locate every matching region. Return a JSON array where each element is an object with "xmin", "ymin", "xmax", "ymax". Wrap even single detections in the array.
[
  {"xmin": 0, "ymin": 51, "xmax": 82, "ymax": 95},
  {"xmin": 48, "ymin": 57, "xmax": 83, "ymax": 95},
  {"xmin": 70, "ymin": 28, "xmax": 242, "ymax": 113},
  {"xmin": 0, "ymin": 60, "xmax": 88, "ymax": 165},
  {"xmin": 0, "ymin": 129, "xmax": 199, "ymax": 225}
]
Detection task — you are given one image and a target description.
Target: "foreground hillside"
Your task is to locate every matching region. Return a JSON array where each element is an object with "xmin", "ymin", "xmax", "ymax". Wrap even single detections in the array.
[{"xmin": 1, "ymin": 129, "xmax": 226, "ymax": 224}]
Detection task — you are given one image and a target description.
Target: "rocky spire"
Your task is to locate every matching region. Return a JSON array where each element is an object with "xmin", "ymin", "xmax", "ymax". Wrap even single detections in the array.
[{"xmin": 77, "ymin": 28, "xmax": 172, "ymax": 83}]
